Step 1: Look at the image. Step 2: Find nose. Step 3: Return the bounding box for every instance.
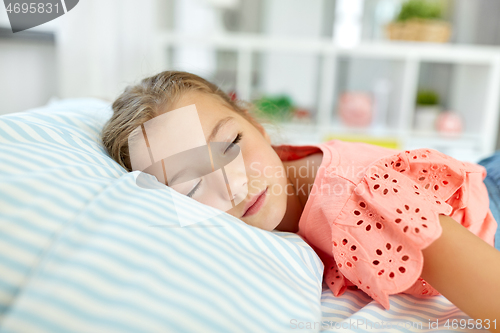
[223,154,248,206]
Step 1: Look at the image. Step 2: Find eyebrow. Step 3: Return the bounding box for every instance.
[208,116,234,142]
[167,116,234,187]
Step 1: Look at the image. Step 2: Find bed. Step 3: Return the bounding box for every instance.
[0,99,490,332]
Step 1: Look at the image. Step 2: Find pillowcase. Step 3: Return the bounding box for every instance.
[0,99,323,332]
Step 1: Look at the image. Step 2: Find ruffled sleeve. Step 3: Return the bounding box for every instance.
[325,148,485,309]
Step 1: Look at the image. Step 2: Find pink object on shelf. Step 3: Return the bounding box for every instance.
[338,92,373,127]
[436,111,463,136]
[292,108,311,122]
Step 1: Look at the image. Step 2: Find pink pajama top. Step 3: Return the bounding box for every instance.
[273,140,497,310]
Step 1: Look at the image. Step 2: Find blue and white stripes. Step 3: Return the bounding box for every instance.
[319,286,477,333]
[0,99,323,332]
[0,98,476,332]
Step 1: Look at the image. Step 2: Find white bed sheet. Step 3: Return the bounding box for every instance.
[318,283,484,333]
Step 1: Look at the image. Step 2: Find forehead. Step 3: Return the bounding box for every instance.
[127,91,237,171]
[169,91,235,126]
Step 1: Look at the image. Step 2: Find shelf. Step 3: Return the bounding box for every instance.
[156,32,500,64]
[156,31,500,161]
[265,121,481,145]
[263,121,484,161]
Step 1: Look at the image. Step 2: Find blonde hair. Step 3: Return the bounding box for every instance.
[101,71,264,171]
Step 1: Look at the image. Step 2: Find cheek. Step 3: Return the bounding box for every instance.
[244,148,285,182]
[245,197,288,231]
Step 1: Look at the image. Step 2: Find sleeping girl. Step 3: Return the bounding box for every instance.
[102,71,500,328]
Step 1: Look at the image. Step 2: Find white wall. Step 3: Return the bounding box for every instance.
[0,3,57,115]
[259,0,324,111]
[56,0,158,101]
[0,39,57,115]
[171,0,217,77]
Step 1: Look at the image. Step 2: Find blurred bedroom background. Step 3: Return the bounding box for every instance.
[2,0,500,162]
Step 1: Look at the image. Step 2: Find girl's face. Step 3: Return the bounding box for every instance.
[137,91,289,231]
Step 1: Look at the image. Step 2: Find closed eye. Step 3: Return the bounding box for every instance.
[187,179,202,198]
[224,132,242,153]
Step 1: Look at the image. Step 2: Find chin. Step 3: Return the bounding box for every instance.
[266,197,288,231]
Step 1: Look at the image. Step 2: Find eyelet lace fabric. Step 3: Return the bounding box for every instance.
[276,142,497,310]
[321,148,487,309]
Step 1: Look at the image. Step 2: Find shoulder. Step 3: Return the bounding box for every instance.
[326,141,400,179]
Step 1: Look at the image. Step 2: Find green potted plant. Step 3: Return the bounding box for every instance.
[386,0,451,43]
[253,95,295,122]
[396,0,442,22]
[414,89,442,132]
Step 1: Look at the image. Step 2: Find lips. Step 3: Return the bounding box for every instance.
[242,187,268,218]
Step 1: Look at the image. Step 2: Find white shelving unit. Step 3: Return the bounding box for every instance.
[153,32,500,162]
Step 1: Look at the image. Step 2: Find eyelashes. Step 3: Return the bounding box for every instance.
[187,132,243,198]
[187,179,202,198]
[224,132,243,153]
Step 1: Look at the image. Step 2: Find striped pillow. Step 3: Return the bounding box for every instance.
[0,99,323,332]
